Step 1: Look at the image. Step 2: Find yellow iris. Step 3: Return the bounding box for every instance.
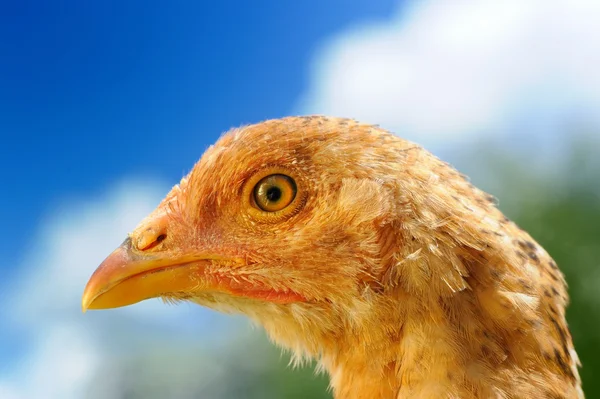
[253,174,297,212]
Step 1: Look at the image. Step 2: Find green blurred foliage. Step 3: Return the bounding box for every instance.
[498,157,600,397]
[517,188,600,397]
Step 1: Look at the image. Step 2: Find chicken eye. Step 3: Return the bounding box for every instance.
[253,174,297,212]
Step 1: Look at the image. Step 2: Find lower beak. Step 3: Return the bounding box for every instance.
[82,238,208,312]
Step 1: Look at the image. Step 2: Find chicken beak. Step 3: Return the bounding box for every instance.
[82,237,209,312]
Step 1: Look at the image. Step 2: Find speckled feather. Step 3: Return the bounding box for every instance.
[135,116,582,398]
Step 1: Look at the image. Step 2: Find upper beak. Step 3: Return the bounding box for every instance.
[81,237,210,312]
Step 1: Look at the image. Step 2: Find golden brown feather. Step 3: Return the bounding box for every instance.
[82,116,582,398]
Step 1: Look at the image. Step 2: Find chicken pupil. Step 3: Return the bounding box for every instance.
[266,186,282,202]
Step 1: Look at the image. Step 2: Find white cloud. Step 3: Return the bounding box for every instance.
[0,386,20,399]
[297,0,600,152]
[4,325,102,399]
[0,179,239,399]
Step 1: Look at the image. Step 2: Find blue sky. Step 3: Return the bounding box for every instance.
[1,1,599,397]
[1,2,400,396]
[0,0,397,273]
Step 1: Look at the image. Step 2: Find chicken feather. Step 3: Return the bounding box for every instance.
[83,116,582,399]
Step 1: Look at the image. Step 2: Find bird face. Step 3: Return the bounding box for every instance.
[81,117,583,398]
[82,118,401,323]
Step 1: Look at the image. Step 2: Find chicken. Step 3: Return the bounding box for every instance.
[82,116,582,399]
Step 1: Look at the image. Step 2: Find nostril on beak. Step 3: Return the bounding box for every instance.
[136,230,167,251]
